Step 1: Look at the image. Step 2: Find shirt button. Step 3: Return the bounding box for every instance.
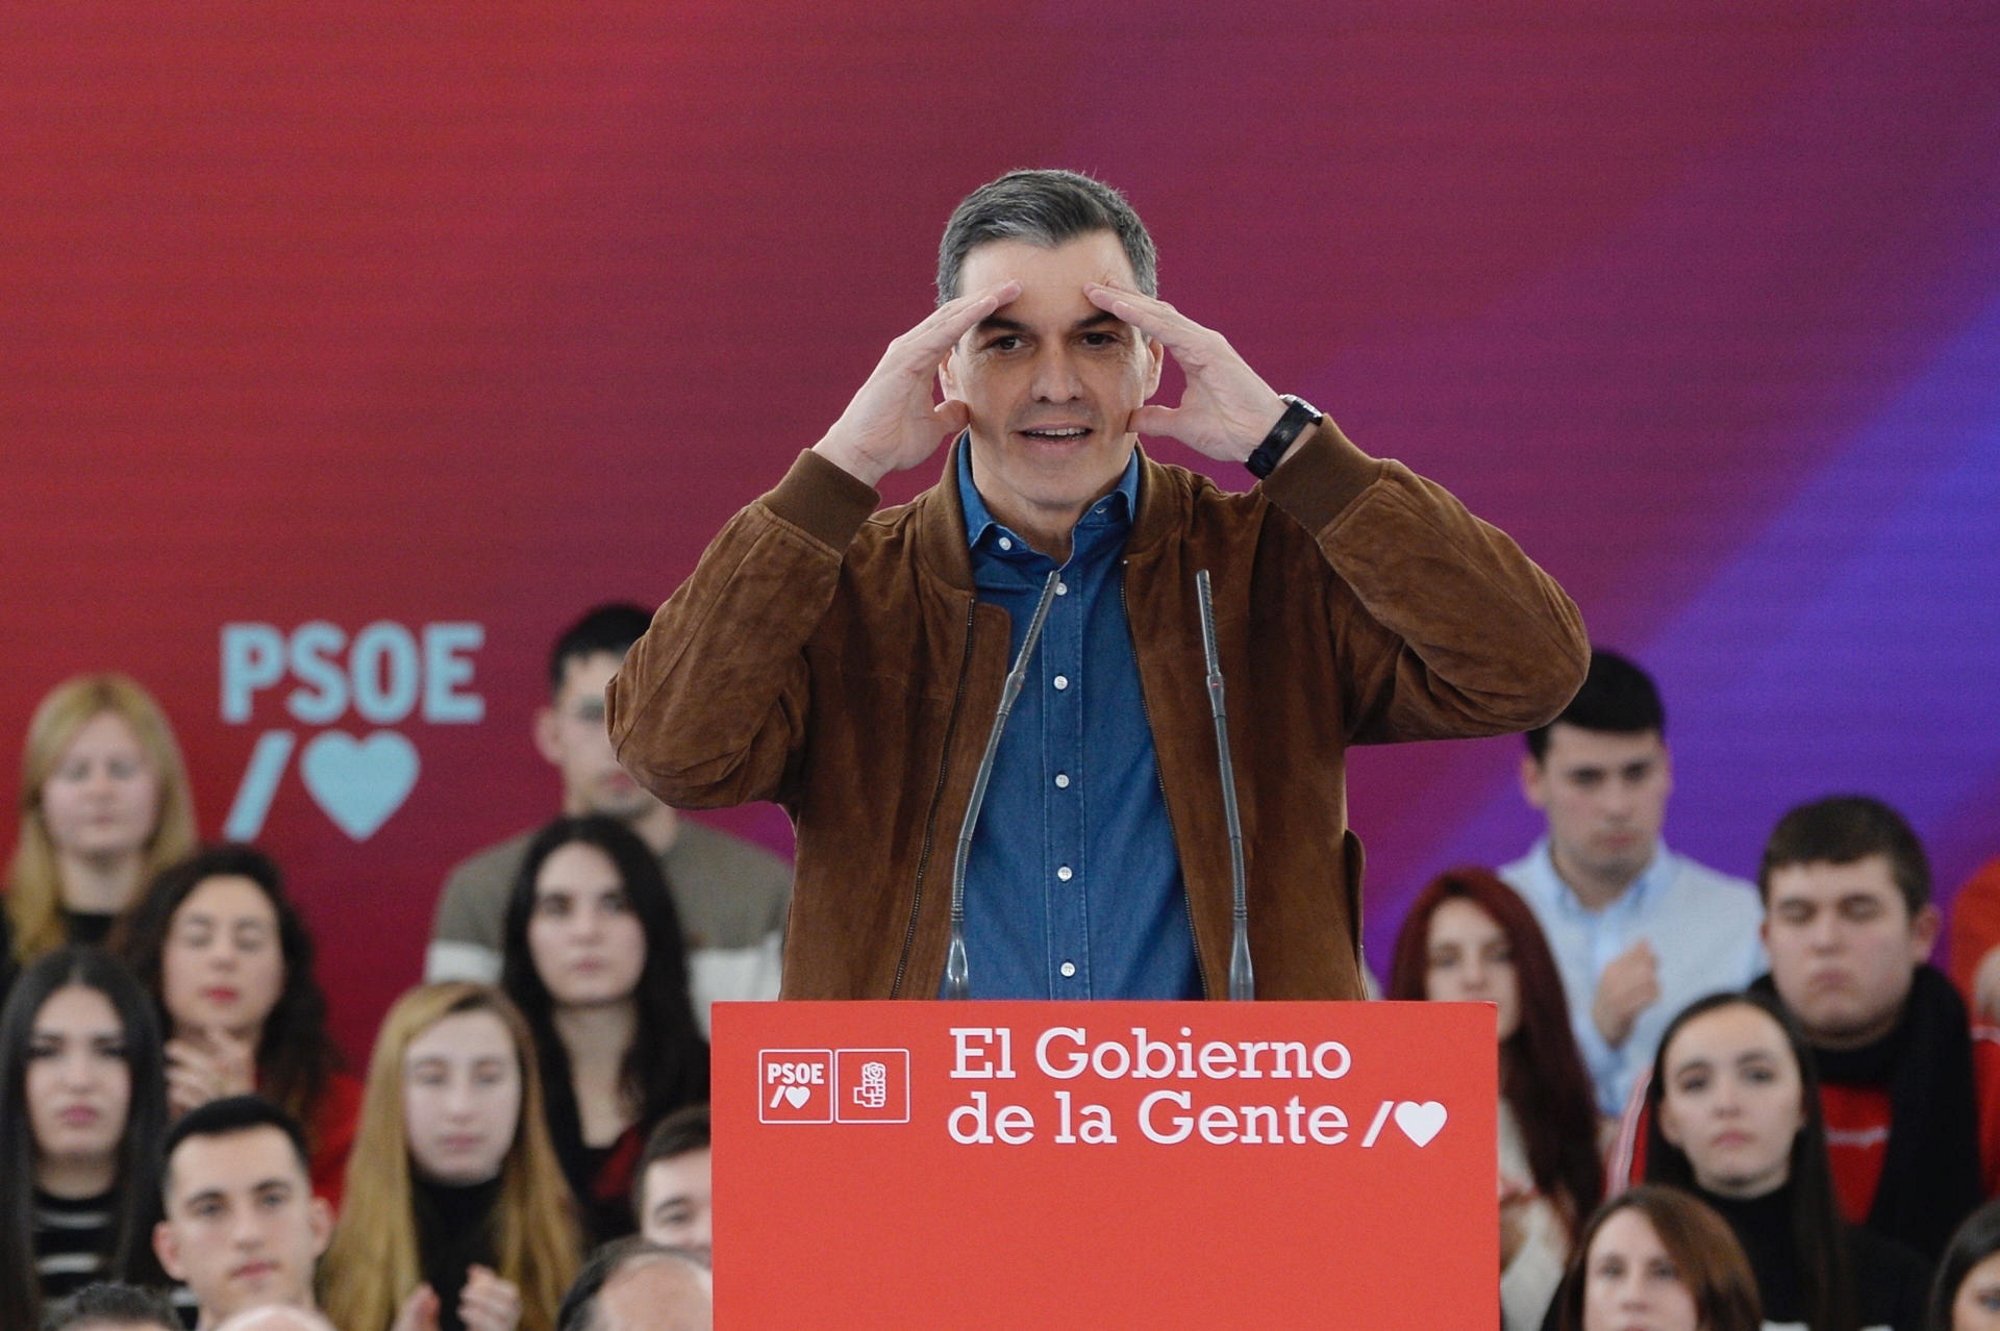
[1055,580,1069,595]
[1053,675,1069,691]
[1060,961,1077,978]
[1054,773,1070,789]
[997,536,1013,551]
[1057,865,1073,882]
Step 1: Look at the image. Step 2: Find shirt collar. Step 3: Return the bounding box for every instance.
[1532,837,1675,918]
[957,434,1140,555]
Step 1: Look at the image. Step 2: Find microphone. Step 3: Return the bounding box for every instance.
[1196,569,1254,1001]
[943,569,1062,1000]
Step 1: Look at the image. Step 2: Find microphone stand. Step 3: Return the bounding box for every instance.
[1196,570,1255,1001]
[943,570,1062,1000]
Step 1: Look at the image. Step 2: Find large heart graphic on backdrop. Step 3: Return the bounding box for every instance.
[300,731,420,840]
[1393,1101,1448,1148]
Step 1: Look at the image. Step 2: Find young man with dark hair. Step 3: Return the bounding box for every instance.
[40,1282,179,1331]
[631,1106,710,1260]
[609,168,1586,1002]
[1756,794,2000,1260]
[1502,648,1765,1117]
[151,1097,331,1331]
[427,602,793,1027]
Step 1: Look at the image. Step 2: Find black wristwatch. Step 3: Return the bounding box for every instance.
[1245,394,1324,479]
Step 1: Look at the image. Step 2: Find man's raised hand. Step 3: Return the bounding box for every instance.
[1084,282,1297,464]
[812,281,1022,487]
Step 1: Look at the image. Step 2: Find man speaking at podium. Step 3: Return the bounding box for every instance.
[608,169,1586,1002]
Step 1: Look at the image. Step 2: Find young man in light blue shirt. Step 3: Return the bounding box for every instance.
[1500,649,1764,1118]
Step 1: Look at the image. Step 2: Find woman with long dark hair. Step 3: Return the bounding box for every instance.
[1644,991,1930,1331]
[1932,1198,2000,1330]
[116,843,362,1206]
[0,948,171,1329]
[1390,866,1604,1331]
[501,816,708,1245]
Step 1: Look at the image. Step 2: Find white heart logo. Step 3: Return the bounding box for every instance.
[1393,1100,1448,1148]
[300,731,420,841]
[783,1085,812,1109]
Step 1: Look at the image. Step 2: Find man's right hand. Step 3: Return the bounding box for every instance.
[811,281,1021,488]
[1591,939,1661,1048]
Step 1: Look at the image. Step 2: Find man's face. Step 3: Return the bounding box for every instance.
[938,232,1163,549]
[640,1147,713,1259]
[536,650,654,821]
[154,1127,331,1327]
[1521,726,1672,892]
[1762,853,1937,1050]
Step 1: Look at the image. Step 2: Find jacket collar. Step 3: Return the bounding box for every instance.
[913,433,1185,587]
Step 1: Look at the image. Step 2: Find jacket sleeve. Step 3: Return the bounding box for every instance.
[1259,418,1589,744]
[606,449,879,810]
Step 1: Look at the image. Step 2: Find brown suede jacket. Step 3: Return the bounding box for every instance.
[608,421,1587,1000]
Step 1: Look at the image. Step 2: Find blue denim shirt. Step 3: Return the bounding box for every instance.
[943,441,1199,999]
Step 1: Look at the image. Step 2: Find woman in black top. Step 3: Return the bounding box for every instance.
[0,948,170,1329]
[1645,991,1931,1331]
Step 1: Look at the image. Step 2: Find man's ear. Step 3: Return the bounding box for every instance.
[1519,754,1549,812]
[154,1219,185,1281]
[532,706,563,767]
[1143,335,1164,398]
[308,1196,334,1258]
[1910,903,1943,965]
[938,351,963,404]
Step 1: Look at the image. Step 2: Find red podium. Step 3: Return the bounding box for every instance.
[712,1001,1497,1327]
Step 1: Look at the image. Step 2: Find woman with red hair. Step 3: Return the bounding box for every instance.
[1391,866,1605,1331]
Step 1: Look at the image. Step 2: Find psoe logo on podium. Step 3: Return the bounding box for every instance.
[758,1049,833,1123]
[835,1049,910,1124]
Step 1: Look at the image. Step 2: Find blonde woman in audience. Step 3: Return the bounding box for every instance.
[8,674,197,963]
[117,844,363,1208]
[0,948,172,1329]
[322,984,579,1331]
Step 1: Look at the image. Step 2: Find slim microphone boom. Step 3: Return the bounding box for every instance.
[1196,569,1255,1001]
[943,569,1062,1000]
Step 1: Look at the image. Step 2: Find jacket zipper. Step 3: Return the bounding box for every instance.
[890,595,979,998]
[1121,569,1212,999]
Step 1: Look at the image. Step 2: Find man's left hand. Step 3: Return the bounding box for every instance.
[1085,282,1299,464]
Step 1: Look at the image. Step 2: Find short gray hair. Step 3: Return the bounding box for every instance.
[936,169,1158,304]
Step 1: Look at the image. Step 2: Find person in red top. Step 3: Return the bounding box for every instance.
[1759,795,2000,1266]
[115,845,363,1210]
[1948,855,2000,1026]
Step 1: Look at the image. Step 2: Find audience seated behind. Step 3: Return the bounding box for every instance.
[1932,1199,2000,1331]
[39,1280,182,1331]
[1501,649,1766,1120]
[321,983,580,1331]
[1552,1185,1762,1331]
[113,845,362,1211]
[7,675,198,969]
[1389,867,1604,1331]
[631,1106,711,1264]
[152,1096,332,1331]
[500,817,709,1248]
[1751,796,2000,1260]
[0,949,174,1330]
[425,603,790,1031]
[553,1238,711,1331]
[1643,990,1930,1331]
